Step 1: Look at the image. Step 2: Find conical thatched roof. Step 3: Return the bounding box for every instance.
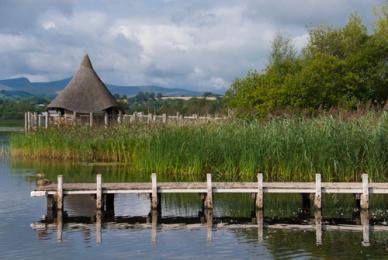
[47,54,119,113]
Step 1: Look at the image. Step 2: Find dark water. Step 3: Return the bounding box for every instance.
[1,133,388,259]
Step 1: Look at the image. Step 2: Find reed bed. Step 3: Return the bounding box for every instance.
[10,112,388,181]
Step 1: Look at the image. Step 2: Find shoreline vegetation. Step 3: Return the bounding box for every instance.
[10,111,387,182]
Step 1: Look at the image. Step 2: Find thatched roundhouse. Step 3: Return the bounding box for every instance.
[47,54,121,118]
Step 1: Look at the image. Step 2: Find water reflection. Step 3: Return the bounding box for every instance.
[32,202,382,249]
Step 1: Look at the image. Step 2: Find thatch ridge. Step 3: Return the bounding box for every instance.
[47,54,119,113]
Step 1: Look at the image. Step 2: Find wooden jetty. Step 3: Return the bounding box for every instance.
[31,173,388,212]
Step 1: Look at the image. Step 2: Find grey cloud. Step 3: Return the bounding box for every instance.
[0,0,73,33]
[0,0,385,92]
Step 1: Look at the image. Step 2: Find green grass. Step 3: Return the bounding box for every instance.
[10,112,388,181]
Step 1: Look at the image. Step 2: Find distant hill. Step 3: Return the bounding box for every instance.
[0,77,211,98]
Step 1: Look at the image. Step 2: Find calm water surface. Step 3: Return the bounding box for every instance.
[1,133,388,259]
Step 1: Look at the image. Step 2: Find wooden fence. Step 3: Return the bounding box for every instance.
[24,111,228,132]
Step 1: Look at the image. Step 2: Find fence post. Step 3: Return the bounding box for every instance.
[89,112,93,127]
[45,113,49,128]
[256,173,263,210]
[314,174,322,209]
[72,111,76,126]
[360,174,369,210]
[24,112,28,132]
[104,111,108,127]
[118,110,122,124]
[162,113,167,123]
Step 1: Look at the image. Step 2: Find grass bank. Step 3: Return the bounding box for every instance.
[10,112,388,181]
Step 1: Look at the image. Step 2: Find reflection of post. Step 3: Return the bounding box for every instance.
[205,209,213,243]
[151,210,158,245]
[96,210,102,244]
[56,210,63,242]
[256,210,264,242]
[315,210,322,245]
[361,210,370,247]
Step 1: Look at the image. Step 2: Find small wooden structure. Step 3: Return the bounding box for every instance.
[44,54,122,127]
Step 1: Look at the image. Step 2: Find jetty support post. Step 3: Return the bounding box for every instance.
[96,174,103,210]
[256,173,264,210]
[315,210,322,245]
[314,174,322,210]
[89,112,93,127]
[360,174,369,210]
[47,194,56,210]
[56,209,63,242]
[301,193,311,214]
[151,173,160,210]
[57,175,63,210]
[96,210,102,244]
[361,210,370,247]
[205,173,213,209]
[256,210,264,242]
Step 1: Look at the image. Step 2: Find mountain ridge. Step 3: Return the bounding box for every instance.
[0,77,216,98]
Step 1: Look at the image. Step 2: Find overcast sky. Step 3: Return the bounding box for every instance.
[0,0,384,91]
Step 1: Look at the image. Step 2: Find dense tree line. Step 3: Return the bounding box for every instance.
[117,92,226,115]
[225,4,388,117]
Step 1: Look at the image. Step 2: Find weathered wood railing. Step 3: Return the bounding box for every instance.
[31,173,387,212]
[24,111,228,132]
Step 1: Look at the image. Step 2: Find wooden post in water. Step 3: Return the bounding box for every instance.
[73,111,77,126]
[96,210,102,244]
[361,210,370,246]
[151,173,158,210]
[57,175,63,210]
[104,111,108,127]
[45,113,49,128]
[256,173,264,210]
[205,174,213,209]
[96,174,102,210]
[47,195,55,209]
[315,210,322,245]
[89,112,93,127]
[56,210,63,242]
[256,210,264,242]
[360,174,369,210]
[314,174,322,209]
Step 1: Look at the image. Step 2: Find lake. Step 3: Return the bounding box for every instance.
[1,133,388,259]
